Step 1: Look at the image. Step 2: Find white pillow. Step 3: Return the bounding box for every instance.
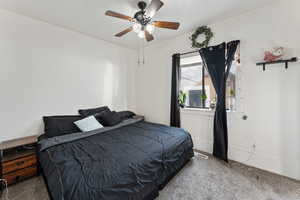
[74,116,103,132]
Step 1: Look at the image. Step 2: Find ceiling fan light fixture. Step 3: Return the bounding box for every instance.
[138,31,145,38]
[133,22,142,33]
[146,23,155,34]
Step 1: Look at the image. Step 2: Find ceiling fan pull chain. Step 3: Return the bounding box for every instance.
[142,40,145,65]
[138,39,142,66]
[138,49,141,66]
[137,40,140,66]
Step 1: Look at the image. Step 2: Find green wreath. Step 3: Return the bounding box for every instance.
[190,26,213,49]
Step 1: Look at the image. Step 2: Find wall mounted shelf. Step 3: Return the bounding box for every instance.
[256,57,298,71]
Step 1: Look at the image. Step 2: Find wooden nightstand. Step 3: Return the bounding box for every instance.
[0,136,39,188]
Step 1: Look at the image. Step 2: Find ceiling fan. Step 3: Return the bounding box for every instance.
[105,0,180,42]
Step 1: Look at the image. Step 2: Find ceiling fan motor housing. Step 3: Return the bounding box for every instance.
[135,1,151,25]
[138,1,147,10]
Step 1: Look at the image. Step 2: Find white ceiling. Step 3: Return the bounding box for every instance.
[0,0,276,49]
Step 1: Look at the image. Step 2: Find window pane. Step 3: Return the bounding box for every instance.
[180,55,205,108]
[226,48,240,110]
[204,68,216,109]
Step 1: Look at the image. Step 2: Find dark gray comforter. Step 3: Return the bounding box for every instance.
[38,118,194,200]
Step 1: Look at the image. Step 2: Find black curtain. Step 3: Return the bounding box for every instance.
[199,40,240,162]
[170,54,181,127]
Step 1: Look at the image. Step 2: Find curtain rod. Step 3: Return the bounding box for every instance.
[178,40,241,56]
[179,50,199,56]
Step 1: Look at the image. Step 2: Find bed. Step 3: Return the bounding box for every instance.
[38,116,194,200]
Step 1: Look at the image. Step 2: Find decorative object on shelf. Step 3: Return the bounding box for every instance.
[178,91,187,108]
[264,47,285,62]
[256,57,298,71]
[190,26,213,49]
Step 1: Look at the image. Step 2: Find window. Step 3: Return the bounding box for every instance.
[180,51,240,110]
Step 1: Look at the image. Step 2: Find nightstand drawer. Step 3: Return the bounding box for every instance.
[2,155,37,174]
[3,166,37,185]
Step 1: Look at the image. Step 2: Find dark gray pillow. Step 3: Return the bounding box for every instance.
[116,111,136,120]
[94,110,109,121]
[97,111,122,126]
[43,115,82,138]
[78,106,110,117]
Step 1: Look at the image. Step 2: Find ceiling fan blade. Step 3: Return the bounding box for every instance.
[154,21,180,30]
[115,27,133,37]
[145,30,154,42]
[146,0,164,18]
[105,10,133,21]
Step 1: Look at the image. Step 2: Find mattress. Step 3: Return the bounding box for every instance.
[38,118,194,200]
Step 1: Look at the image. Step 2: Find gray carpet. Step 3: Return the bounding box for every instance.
[2,154,300,200]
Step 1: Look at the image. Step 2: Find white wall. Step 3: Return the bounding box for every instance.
[135,0,300,180]
[0,9,137,142]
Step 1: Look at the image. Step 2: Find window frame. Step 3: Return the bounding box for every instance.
[180,55,238,111]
